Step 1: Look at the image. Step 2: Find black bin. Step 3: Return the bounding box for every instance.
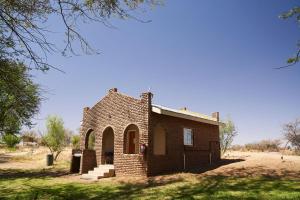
[70,153,81,173]
[46,154,53,166]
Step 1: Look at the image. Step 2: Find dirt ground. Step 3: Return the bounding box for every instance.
[0,147,72,170]
[206,151,300,179]
[0,148,299,183]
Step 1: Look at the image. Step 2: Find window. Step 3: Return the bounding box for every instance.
[153,125,166,155]
[183,128,193,146]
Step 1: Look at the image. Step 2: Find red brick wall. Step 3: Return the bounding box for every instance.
[80,149,97,174]
[147,113,220,176]
[80,89,151,176]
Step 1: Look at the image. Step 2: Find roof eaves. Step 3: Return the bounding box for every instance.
[152,104,222,126]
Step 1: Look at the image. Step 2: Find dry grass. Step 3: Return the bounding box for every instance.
[0,146,71,170]
[0,148,299,199]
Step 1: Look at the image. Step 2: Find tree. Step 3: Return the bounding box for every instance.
[88,132,95,150]
[278,6,300,68]
[0,59,41,136]
[0,0,161,71]
[1,133,21,148]
[283,118,300,151]
[0,1,159,135]
[71,135,80,149]
[219,118,238,154]
[42,115,67,161]
[64,128,74,146]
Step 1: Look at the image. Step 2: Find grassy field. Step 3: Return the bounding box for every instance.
[0,148,300,199]
[0,169,299,200]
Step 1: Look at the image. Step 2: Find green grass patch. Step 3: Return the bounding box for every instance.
[0,169,299,200]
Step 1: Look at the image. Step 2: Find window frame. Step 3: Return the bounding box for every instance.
[183,128,193,146]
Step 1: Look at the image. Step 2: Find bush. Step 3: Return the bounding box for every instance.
[229,144,245,151]
[245,139,281,152]
[41,115,67,161]
[22,130,38,143]
[220,118,238,154]
[71,135,80,149]
[2,134,21,148]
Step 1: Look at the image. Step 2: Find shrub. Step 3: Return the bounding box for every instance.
[22,130,38,143]
[41,115,67,161]
[283,118,300,151]
[220,118,238,154]
[245,139,281,152]
[229,144,244,151]
[71,135,80,149]
[2,134,21,148]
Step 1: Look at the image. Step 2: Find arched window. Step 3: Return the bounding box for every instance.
[153,124,166,155]
[85,130,95,150]
[124,124,139,154]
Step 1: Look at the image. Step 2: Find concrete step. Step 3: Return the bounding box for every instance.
[97,164,114,170]
[81,173,100,180]
[81,165,115,180]
[92,168,114,174]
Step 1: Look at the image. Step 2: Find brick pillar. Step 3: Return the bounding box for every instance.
[212,112,219,121]
[80,107,90,150]
[80,149,97,174]
[140,92,153,176]
[108,88,118,93]
[140,92,152,144]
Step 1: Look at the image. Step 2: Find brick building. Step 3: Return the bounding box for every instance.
[79,88,222,177]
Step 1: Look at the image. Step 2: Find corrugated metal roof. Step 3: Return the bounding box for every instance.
[152,104,222,126]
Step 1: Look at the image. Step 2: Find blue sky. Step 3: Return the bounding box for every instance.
[30,0,300,144]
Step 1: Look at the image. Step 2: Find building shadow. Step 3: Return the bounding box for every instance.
[0,168,69,180]
[188,158,245,174]
[0,153,11,164]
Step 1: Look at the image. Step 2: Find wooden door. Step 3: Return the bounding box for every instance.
[128,131,136,154]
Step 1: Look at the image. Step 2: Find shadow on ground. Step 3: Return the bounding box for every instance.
[1,174,299,200]
[0,158,299,199]
[0,153,11,164]
[188,158,245,174]
[0,168,69,179]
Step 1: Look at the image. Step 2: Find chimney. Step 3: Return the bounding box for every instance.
[108,88,118,93]
[180,107,187,111]
[83,107,90,112]
[140,92,153,106]
[82,107,90,123]
[212,112,219,121]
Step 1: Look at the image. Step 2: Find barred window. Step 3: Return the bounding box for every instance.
[183,128,193,146]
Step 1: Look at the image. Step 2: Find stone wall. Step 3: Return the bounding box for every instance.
[80,88,151,176]
[79,88,220,177]
[80,149,97,174]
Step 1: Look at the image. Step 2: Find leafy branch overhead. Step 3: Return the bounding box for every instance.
[0,60,41,136]
[0,0,161,71]
[279,6,300,68]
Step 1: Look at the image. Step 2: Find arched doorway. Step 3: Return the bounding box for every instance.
[123,124,139,154]
[85,129,95,150]
[81,129,97,174]
[102,127,114,164]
